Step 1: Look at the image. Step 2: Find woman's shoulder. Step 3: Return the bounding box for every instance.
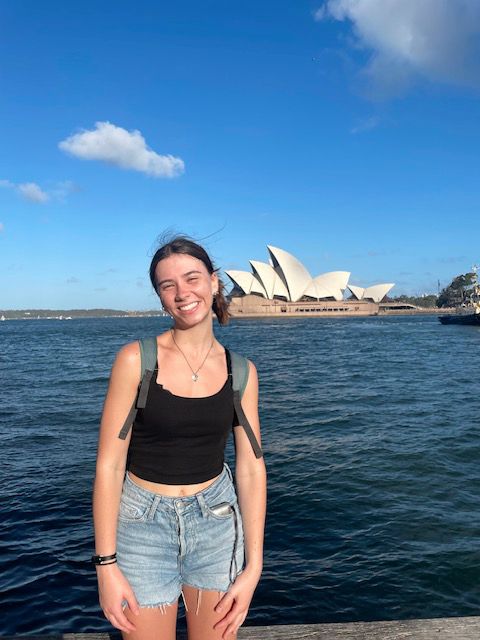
[116,339,141,362]
[110,341,142,384]
[115,332,170,369]
[117,331,168,355]
[226,348,256,368]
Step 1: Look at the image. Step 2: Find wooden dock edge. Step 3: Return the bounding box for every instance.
[3,617,480,639]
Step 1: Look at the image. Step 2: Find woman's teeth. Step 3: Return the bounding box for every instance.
[179,301,198,311]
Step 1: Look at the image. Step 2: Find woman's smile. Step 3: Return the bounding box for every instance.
[177,300,200,312]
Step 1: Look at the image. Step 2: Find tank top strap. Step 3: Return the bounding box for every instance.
[225,348,233,385]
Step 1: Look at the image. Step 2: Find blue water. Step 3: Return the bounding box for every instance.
[1,315,480,634]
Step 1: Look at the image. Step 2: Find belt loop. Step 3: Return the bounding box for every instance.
[224,463,233,483]
[147,495,162,521]
[196,493,209,518]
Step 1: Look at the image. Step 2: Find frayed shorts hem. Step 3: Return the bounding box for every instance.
[181,568,244,594]
[181,581,228,595]
[129,575,245,611]
[140,599,177,609]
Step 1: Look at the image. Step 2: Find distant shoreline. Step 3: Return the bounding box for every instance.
[0,307,455,321]
[0,309,168,320]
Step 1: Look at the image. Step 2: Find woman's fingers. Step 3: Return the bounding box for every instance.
[215,597,246,635]
[221,611,247,639]
[106,608,137,633]
[223,623,240,639]
[215,590,234,614]
[124,588,140,616]
[107,612,135,633]
[214,596,236,630]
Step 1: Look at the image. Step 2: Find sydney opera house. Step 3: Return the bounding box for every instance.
[225,245,394,317]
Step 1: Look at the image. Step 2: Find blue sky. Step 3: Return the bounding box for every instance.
[1,0,479,309]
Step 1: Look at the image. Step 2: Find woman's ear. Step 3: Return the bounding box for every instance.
[211,271,219,295]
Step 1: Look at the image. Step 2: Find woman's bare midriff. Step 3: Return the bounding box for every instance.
[128,471,221,497]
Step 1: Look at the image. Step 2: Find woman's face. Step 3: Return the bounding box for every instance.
[155,253,218,327]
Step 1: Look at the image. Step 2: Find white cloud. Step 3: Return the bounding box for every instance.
[350,115,380,134]
[59,121,185,178]
[0,179,49,203]
[17,182,49,203]
[0,178,77,203]
[317,0,480,98]
[0,222,4,233]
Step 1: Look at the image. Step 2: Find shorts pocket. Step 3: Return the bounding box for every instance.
[206,500,236,520]
[205,486,238,520]
[118,488,152,523]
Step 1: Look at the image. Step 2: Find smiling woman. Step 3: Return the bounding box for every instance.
[92,235,266,640]
[149,237,230,329]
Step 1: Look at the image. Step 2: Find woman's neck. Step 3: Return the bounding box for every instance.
[171,321,216,354]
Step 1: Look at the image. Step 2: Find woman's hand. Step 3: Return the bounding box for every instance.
[96,563,140,633]
[214,568,261,639]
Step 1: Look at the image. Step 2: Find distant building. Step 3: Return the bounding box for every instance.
[226,245,394,315]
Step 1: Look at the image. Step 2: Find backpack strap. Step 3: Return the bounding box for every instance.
[226,349,263,459]
[118,337,158,440]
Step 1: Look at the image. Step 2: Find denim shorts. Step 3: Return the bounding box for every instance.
[116,464,244,607]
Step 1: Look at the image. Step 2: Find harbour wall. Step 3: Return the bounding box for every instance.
[228,295,453,318]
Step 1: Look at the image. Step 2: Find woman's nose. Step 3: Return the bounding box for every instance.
[175,282,189,299]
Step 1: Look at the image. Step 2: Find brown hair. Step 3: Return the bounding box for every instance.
[149,235,230,325]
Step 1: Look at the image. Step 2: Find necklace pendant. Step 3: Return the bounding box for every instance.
[192,373,199,382]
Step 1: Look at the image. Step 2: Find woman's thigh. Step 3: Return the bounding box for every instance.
[183,585,236,640]
[122,602,179,640]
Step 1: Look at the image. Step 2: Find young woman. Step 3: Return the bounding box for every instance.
[93,237,266,640]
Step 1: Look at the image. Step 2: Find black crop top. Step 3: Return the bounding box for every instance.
[127,355,235,485]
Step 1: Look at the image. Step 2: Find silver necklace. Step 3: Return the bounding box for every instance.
[170,329,214,382]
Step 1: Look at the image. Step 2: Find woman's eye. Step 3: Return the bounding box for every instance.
[162,284,174,290]
[188,278,198,283]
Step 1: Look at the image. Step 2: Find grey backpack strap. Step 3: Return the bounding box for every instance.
[139,336,158,374]
[118,337,158,440]
[228,350,263,459]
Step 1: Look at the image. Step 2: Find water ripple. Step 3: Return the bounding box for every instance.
[1,316,480,632]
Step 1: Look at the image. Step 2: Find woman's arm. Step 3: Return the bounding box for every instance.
[92,341,142,633]
[215,360,267,639]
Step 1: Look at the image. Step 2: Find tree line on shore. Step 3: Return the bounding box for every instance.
[0,309,166,320]
[385,271,477,308]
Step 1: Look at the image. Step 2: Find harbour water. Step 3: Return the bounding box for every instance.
[1,315,479,634]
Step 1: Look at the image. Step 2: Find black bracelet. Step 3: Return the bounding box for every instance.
[91,552,117,566]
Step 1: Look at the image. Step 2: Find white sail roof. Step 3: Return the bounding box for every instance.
[347,283,395,302]
[363,283,395,302]
[225,270,267,297]
[312,271,350,301]
[267,245,312,302]
[303,281,336,300]
[347,284,365,300]
[249,260,289,299]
